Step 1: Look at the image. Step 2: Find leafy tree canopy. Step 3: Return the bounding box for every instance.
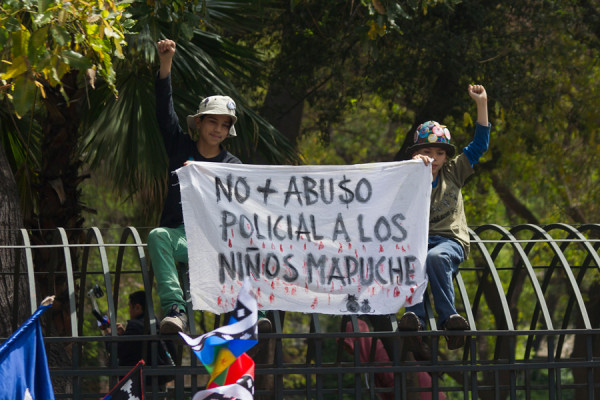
[0,0,131,117]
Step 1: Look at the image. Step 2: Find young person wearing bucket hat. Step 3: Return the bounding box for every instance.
[147,39,242,335]
[398,84,490,358]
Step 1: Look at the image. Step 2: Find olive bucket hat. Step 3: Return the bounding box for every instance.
[406,120,456,158]
[186,95,238,141]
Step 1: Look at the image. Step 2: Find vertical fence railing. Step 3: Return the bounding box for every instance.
[0,224,599,399]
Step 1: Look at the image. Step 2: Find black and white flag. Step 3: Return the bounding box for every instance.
[103,360,145,400]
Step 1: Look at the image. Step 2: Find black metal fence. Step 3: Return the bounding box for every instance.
[1,223,599,399]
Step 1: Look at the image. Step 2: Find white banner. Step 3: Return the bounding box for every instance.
[177,161,431,315]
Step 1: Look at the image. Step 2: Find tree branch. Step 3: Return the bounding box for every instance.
[490,173,540,224]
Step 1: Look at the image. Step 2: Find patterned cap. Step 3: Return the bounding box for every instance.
[406,120,455,158]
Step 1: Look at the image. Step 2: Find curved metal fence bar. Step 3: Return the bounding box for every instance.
[579,223,600,242]
[113,228,134,322]
[509,224,589,363]
[467,225,516,395]
[78,227,120,375]
[542,223,600,377]
[117,227,158,336]
[469,227,515,331]
[536,224,592,328]
[1,223,600,399]
[421,292,439,332]
[54,227,82,399]
[454,269,476,332]
[479,224,554,330]
[509,224,559,331]
[556,225,600,333]
[472,224,539,366]
[19,228,38,315]
[56,227,79,339]
[78,227,117,336]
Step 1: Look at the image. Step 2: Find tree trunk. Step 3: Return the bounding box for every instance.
[35,70,87,319]
[261,81,305,154]
[0,141,29,338]
[31,69,89,394]
[259,7,314,156]
[490,173,540,224]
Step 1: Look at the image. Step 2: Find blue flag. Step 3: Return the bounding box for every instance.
[0,304,55,400]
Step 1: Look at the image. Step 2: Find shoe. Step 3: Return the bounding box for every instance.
[247,317,272,360]
[258,317,272,334]
[398,312,431,361]
[398,312,423,331]
[442,314,469,350]
[160,305,189,335]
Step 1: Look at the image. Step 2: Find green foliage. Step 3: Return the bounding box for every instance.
[1,0,599,394]
[1,0,300,232]
[298,94,411,165]
[0,0,131,117]
[289,0,600,227]
[79,0,299,224]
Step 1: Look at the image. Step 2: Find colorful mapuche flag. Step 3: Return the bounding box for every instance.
[180,278,258,400]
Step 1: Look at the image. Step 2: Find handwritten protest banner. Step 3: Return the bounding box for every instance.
[177,161,431,315]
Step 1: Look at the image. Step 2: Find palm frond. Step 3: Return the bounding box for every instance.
[81,3,298,219]
[198,0,279,34]
[0,98,42,222]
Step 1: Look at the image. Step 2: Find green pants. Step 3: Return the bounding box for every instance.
[147,224,268,320]
[147,225,188,315]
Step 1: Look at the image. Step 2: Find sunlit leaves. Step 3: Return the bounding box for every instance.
[1,56,28,80]
[0,0,131,117]
[49,24,70,46]
[11,75,37,118]
[61,49,93,70]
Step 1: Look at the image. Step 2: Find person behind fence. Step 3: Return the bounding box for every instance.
[398,84,490,358]
[147,39,244,335]
[100,291,176,384]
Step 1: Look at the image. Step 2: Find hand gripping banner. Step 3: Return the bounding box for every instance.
[177,160,431,315]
